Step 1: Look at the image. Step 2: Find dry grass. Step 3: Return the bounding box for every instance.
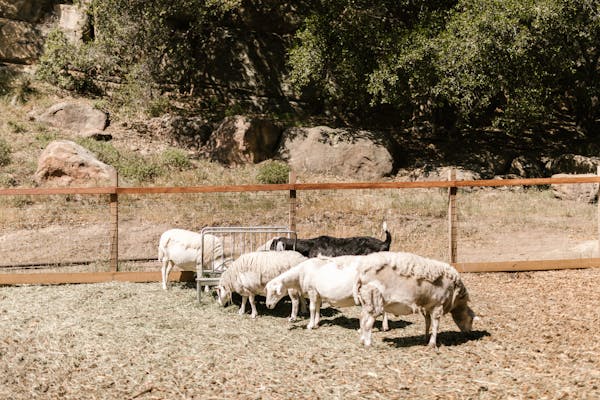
[1,268,599,399]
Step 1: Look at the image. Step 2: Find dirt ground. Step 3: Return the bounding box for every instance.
[1,267,599,400]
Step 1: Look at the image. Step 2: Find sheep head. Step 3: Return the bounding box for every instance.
[216,285,232,307]
[265,279,286,309]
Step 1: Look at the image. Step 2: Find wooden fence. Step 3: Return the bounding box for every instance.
[1,171,600,285]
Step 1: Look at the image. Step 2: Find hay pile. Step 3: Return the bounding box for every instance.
[1,268,599,399]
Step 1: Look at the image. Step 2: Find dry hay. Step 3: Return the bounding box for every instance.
[1,268,599,399]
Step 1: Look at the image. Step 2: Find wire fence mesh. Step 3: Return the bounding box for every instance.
[457,187,597,263]
[1,179,599,278]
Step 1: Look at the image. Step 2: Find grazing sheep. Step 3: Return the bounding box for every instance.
[270,222,391,258]
[215,251,308,319]
[265,255,389,330]
[158,229,226,290]
[352,251,477,348]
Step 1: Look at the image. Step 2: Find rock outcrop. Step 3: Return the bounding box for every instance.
[34,140,116,187]
[277,126,395,180]
[35,101,109,134]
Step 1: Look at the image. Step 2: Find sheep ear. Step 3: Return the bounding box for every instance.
[276,284,283,296]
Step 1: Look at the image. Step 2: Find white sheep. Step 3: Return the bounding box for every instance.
[265,255,389,330]
[352,251,477,348]
[215,250,308,319]
[158,228,226,290]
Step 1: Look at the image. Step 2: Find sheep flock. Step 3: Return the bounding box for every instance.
[161,224,478,349]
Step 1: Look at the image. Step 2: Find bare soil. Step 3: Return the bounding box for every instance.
[1,268,599,399]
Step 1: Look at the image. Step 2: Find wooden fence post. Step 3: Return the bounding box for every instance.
[109,173,119,272]
[448,168,457,264]
[289,170,297,233]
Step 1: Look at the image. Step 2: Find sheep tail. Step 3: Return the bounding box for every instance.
[382,220,391,248]
[158,237,170,261]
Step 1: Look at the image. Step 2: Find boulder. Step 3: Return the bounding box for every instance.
[0,18,43,63]
[508,156,545,178]
[546,154,600,175]
[36,102,109,134]
[550,173,598,203]
[34,140,117,187]
[206,115,281,165]
[0,0,52,22]
[278,126,395,180]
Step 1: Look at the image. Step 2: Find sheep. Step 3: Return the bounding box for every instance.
[158,228,227,290]
[265,255,389,330]
[352,251,477,348]
[215,250,308,319]
[270,221,391,258]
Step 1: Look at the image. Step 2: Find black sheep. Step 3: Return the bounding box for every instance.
[270,222,391,258]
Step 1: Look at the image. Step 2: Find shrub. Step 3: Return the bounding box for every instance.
[36,29,98,94]
[10,75,36,104]
[256,160,290,184]
[119,156,163,182]
[0,137,11,166]
[161,148,192,171]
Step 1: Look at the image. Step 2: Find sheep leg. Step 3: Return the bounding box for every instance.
[161,260,173,290]
[360,309,376,347]
[299,296,308,315]
[381,312,390,332]
[427,307,443,349]
[239,296,248,315]
[307,291,319,330]
[313,297,322,328]
[288,289,299,322]
[424,312,431,342]
[249,294,258,319]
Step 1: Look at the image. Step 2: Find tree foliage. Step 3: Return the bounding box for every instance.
[289,0,600,137]
[90,0,242,90]
[35,0,600,139]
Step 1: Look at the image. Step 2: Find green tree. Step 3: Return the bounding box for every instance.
[90,0,242,89]
[289,0,600,138]
[288,0,456,124]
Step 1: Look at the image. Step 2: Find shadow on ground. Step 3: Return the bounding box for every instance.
[382,330,491,348]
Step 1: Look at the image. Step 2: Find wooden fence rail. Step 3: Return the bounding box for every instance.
[2,172,600,285]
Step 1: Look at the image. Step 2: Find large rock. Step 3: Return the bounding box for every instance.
[0,0,52,22]
[0,18,43,63]
[550,173,598,203]
[205,115,281,165]
[508,156,545,178]
[546,154,600,175]
[36,102,109,134]
[278,126,395,180]
[34,140,117,187]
